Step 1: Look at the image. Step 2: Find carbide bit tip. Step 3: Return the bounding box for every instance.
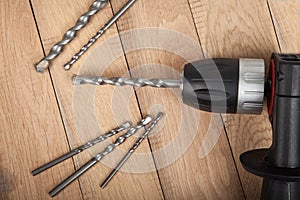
[121,122,131,129]
[35,60,49,73]
[142,116,152,125]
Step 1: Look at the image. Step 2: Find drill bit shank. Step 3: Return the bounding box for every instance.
[100,112,164,189]
[31,122,130,176]
[72,76,182,88]
[35,0,109,73]
[49,116,152,197]
[64,0,137,70]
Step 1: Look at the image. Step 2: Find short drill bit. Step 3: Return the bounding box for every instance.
[31,122,131,176]
[64,0,137,70]
[72,76,182,88]
[100,112,164,189]
[35,0,109,73]
[49,116,152,197]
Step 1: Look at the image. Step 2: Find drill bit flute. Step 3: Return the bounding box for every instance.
[32,122,131,176]
[64,0,137,70]
[35,0,109,73]
[72,76,182,88]
[100,112,164,189]
[49,116,152,197]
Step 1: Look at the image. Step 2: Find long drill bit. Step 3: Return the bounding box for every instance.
[49,116,152,197]
[35,0,109,73]
[72,76,182,88]
[31,122,131,176]
[64,0,137,70]
[100,112,164,189]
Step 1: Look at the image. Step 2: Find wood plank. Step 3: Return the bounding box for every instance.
[0,0,82,199]
[268,0,300,52]
[109,0,244,199]
[30,0,163,199]
[188,0,279,199]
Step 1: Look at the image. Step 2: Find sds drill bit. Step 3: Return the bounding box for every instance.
[35,0,109,73]
[100,112,164,189]
[72,76,182,88]
[31,122,131,176]
[49,116,152,197]
[64,0,137,70]
[72,58,266,114]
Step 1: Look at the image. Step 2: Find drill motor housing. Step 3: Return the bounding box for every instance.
[241,53,300,200]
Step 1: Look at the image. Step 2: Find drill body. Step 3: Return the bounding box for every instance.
[241,53,300,200]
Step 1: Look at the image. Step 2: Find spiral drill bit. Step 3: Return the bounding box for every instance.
[64,0,137,70]
[31,122,131,176]
[35,0,109,73]
[49,116,152,197]
[100,112,164,189]
[72,76,182,88]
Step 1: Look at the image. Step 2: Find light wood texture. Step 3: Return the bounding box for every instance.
[0,1,82,199]
[268,0,300,52]
[1,0,298,199]
[188,0,279,199]
[30,0,163,199]
[109,0,244,199]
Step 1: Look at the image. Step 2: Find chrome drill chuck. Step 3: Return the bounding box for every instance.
[182,58,265,114]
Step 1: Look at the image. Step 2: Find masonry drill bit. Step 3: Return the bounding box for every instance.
[64,0,137,70]
[31,122,130,176]
[100,112,164,189]
[72,58,266,113]
[35,0,109,73]
[49,116,152,197]
[72,76,182,88]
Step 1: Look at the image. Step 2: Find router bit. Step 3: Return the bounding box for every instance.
[100,112,164,189]
[35,0,109,73]
[49,116,152,197]
[64,0,137,70]
[31,122,131,176]
[73,58,265,114]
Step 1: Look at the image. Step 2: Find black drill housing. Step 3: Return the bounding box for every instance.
[240,53,300,200]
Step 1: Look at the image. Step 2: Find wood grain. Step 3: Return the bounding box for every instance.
[268,0,300,52]
[188,0,278,199]
[109,0,244,199]
[0,0,82,199]
[30,0,163,199]
[2,0,298,199]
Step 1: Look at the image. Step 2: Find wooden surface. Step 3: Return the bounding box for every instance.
[0,0,299,199]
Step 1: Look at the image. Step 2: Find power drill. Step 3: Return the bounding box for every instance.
[73,53,300,199]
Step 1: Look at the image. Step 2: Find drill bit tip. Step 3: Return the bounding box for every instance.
[121,121,132,129]
[35,60,49,73]
[141,116,152,125]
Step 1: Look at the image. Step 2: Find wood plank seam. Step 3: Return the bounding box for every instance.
[28,0,85,198]
[220,117,246,200]
[266,0,282,52]
[185,0,245,197]
[110,5,166,199]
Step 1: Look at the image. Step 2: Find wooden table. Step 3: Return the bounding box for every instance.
[1,0,299,199]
